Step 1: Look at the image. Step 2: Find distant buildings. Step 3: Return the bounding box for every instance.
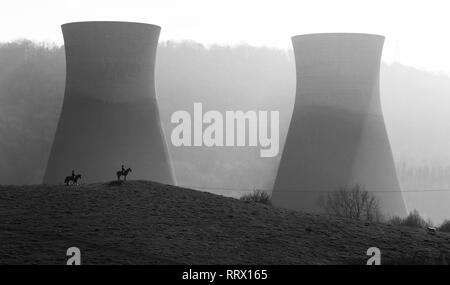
[44,22,175,185]
[272,33,407,217]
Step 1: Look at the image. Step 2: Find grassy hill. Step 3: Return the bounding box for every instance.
[0,180,449,265]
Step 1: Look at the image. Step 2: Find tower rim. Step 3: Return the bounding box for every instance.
[291,33,385,40]
[61,21,161,30]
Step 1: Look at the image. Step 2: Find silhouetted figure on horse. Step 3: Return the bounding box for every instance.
[65,170,82,186]
[117,165,132,181]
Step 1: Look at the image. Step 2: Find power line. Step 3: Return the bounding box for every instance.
[180,185,450,193]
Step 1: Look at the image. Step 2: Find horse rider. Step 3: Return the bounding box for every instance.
[71,170,75,180]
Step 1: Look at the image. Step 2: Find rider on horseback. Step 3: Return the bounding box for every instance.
[65,170,81,186]
[117,164,132,181]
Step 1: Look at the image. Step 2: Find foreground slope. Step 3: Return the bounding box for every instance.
[0,180,448,265]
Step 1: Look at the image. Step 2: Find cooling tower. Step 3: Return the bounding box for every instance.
[272,33,407,217]
[44,21,176,185]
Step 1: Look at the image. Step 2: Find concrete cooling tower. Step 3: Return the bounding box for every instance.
[44,21,176,185]
[272,33,407,217]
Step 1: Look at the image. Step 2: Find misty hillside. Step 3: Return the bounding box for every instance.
[2,40,450,222]
[1,180,449,265]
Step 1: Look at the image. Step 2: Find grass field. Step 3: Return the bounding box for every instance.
[0,180,449,264]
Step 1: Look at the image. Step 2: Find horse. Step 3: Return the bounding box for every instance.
[64,174,82,186]
[117,168,132,181]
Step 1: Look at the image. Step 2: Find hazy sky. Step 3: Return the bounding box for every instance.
[1,0,449,74]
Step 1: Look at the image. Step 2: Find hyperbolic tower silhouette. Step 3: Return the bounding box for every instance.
[44,21,176,185]
[272,33,407,217]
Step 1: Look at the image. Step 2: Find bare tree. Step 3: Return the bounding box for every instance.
[240,190,272,205]
[318,184,383,222]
